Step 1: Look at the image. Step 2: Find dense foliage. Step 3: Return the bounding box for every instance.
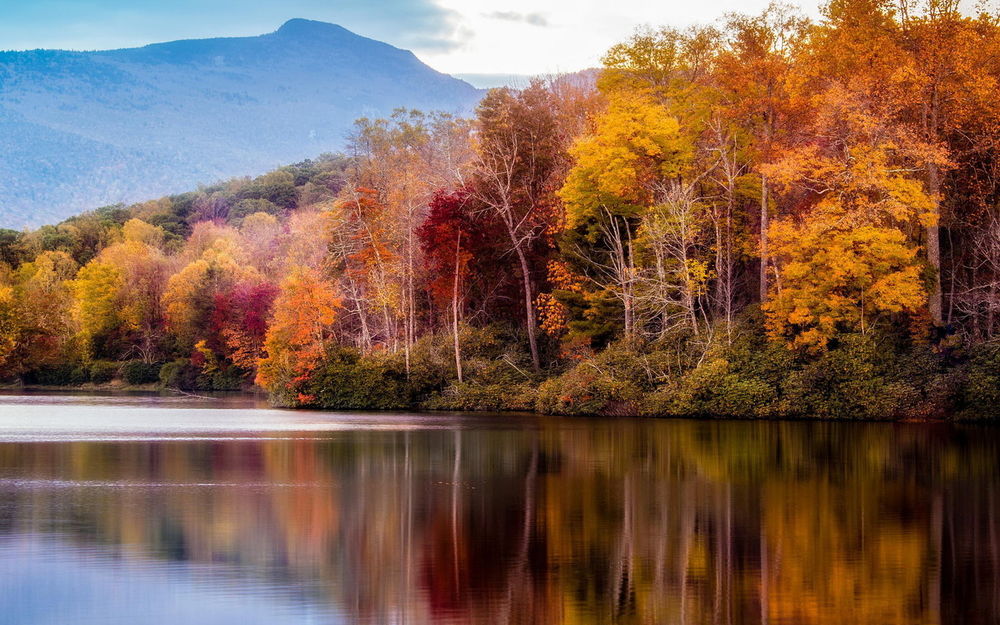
[3,0,1000,419]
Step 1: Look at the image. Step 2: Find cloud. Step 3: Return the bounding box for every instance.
[484,11,550,27]
[325,0,471,52]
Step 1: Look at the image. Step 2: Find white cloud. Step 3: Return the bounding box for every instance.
[418,0,818,74]
[484,11,550,27]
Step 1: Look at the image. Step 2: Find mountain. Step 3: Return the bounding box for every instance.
[0,19,482,228]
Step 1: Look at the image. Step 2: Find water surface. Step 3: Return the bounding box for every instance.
[0,392,997,624]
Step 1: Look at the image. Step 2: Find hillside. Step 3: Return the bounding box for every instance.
[0,19,481,227]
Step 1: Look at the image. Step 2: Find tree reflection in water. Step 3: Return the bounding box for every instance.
[0,419,997,624]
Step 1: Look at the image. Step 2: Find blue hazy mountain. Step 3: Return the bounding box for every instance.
[0,19,481,227]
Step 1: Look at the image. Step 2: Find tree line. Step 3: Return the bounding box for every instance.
[2,0,1000,417]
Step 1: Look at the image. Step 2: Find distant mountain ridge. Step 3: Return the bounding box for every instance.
[0,19,482,227]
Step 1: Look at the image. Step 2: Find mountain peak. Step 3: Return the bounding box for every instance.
[275,19,350,39]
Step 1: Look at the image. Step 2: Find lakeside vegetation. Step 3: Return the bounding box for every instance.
[2,0,1000,418]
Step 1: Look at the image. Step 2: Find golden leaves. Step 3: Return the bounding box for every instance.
[560,91,685,228]
[765,220,925,349]
[72,261,125,343]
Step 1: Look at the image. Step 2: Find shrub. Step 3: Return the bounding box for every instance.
[286,324,539,410]
[159,359,203,390]
[121,360,161,385]
[69,366,90,385]
[302,348,413,409]
[207,368,247,391]
[419,324,540,411]
[665,357,781,418]
[956,343,1000,418]
[779,335,896,418]
[536,339,653,416]
[89,360,118,384]
[28,365,77,386]
[424,381,537,412]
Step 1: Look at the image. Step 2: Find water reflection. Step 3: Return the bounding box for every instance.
[0,404,997,624]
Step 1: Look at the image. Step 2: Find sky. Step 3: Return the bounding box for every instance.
[0,0,822,78]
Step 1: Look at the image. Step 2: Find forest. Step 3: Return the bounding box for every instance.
[2,0,1000,419]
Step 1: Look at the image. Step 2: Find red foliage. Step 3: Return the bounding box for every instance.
[418,189,475,306]
[417,188,533,321]
[208,281,280,369]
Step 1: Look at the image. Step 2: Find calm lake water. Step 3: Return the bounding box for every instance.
[0,393,997,624]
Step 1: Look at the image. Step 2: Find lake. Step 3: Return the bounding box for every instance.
[0,392,997,624]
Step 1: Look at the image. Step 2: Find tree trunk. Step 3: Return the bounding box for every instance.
[621,229,635,336]
[452,232,464,383]
[513,242,541,373]
[725,193,734,341]
[927,85,943,325]
[404,220,414,379]
[927,163,943,324]
[760,175,769,303]
[714,215,725,315]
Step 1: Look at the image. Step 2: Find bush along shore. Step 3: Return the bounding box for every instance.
[17,315,995,421]
[273,317,998,420]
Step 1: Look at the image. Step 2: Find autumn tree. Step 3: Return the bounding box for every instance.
[764,221,926,349]
[715,4,809,303]
[559,89,690,339]
[472,83,566,371]
[10,251,79,373]
[636,184,714,337]
[894,2,1000,330]
[256,265,340,405]
[218,281,279,372]
[0,283,18,375]
[78,219,173,361]
[72,260,125,358]
[761,83,941,348]
[418,189,479,382]
[343,111,472,374]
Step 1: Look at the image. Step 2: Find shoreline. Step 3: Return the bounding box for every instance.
[2,384,996,423]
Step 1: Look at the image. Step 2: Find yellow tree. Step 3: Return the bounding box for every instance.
[11,251,79,371]
[0,284,17,375]
[561,91,685,229]
[764,220,926,349]
[559,89,690,338]
[762,87,939,349]
[72,261,125,356]
[72,219,172,361]
[121,218,164,247]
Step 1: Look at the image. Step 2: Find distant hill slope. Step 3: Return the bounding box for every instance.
[0,19,482,227]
